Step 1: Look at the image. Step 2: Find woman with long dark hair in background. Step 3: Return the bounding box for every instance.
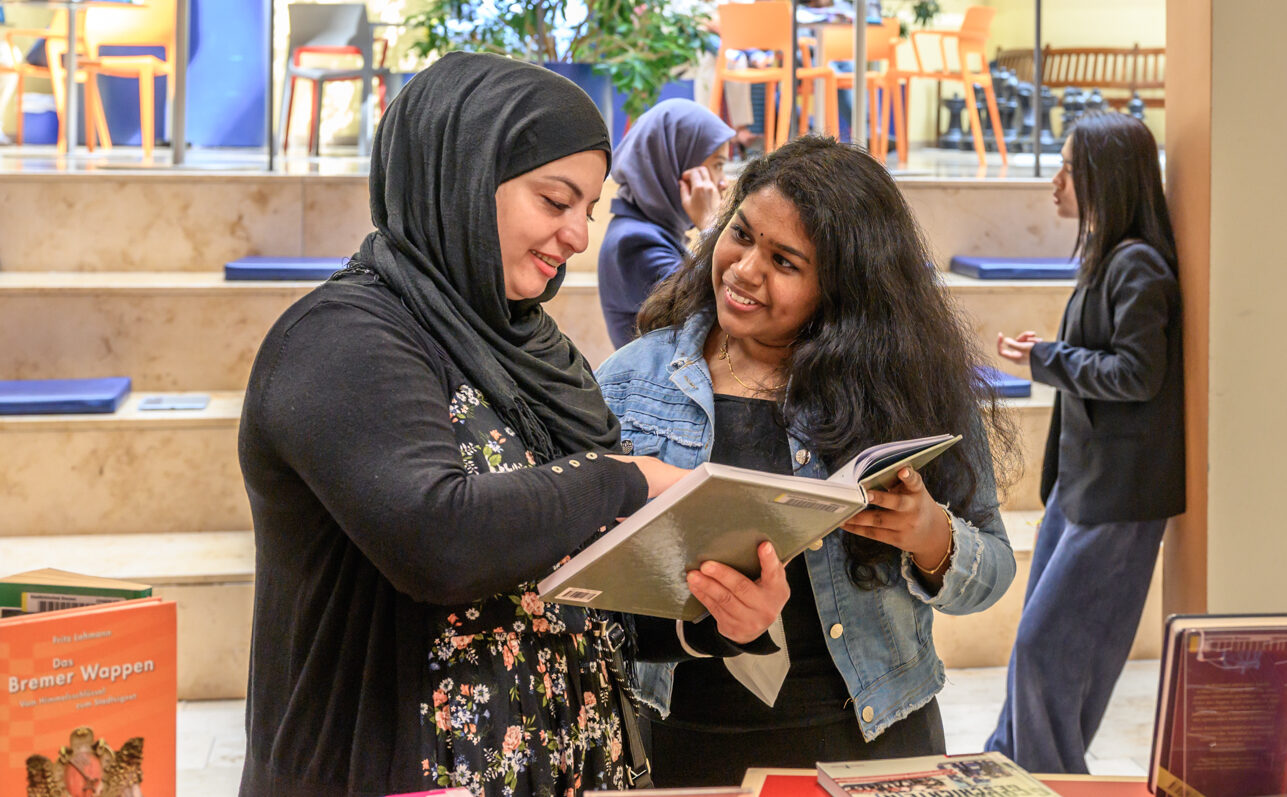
[987,111,1184,773]
[597,137,1020,784]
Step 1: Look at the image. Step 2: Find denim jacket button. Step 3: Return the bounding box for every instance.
[829,623,843,639]
[808,539,824,552]
[795,449,812,465]
[621,440,633,454]
[861,705,875,723]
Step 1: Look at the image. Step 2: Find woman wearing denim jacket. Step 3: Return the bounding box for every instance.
[597,138,1019,785]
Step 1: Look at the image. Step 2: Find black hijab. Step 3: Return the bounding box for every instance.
[351,52,617,463]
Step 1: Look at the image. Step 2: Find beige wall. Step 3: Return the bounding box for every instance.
[1204,0,1287,613]
[1164,0,1287,616]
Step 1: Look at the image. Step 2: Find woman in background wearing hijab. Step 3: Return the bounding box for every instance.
[237,54,786,797]
[598,99,735,348]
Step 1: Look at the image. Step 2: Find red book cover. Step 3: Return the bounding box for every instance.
[1,598,177,796]
[1153,619,1287,797]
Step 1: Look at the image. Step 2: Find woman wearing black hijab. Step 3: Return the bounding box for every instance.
[237,53,786,797]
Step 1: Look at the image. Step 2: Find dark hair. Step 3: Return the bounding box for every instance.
[639,137,1019,588]
[1068,111,1178,284]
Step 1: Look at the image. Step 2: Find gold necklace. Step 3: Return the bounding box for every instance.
[719,334,784,393]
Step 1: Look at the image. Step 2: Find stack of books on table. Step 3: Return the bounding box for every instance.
[0,568,176,796]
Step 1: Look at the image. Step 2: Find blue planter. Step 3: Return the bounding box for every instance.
[23,109,59,145]
[610,79,695,145]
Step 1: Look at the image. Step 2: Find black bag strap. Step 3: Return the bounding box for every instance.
[592,618,654,789]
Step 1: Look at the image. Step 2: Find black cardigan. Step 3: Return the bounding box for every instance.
[236,274,648,797]
[1030,241,1185,524]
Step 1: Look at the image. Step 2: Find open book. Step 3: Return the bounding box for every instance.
[538,434,960,621]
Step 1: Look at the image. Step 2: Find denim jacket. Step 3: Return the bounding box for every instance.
[596,314,1016,741]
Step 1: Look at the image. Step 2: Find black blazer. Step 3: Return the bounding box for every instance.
[1031,240,1185,524]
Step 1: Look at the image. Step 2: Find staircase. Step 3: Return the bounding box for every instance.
[0,169,1158,699]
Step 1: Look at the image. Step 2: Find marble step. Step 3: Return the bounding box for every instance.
[1003,384,1055,512]
[0,507,1159,701]
[0,391,250,537]
[0,386,1050,540]
[940,272,1076,378]
[0,271,608,390]
[0,271,1071,391]
[0,173,1073,273]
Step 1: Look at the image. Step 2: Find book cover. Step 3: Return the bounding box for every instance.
[1,598,177,797]
[1149,614,1287,797]
[0,569,152,614]
[741,770,833,797]
[539,435,959,621]
[817,752,1059,797]
[599,789,751,797]
[744,770,1144,797]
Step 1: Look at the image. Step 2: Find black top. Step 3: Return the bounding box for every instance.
[661,394,854,731]
[1031,241,1185,524]
[237,274,648,797]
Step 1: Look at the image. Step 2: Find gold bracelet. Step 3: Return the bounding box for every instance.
[913,507,955,576]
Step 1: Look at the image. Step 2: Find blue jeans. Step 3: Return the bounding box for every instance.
[985,481,1166,773]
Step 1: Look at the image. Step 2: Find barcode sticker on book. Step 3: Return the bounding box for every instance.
[22,592,122,613]
[773,493,851,514]
[555,588,602,603]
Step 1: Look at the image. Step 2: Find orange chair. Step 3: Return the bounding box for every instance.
[2,13,110,149]
[886,5,1006,166]
[817,19,901,157]
[791,38,841,142]
[710,2,837,152]
[66,0,178,158]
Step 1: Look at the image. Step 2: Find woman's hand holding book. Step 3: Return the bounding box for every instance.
[687,541,790,644]
[842,467,953,583]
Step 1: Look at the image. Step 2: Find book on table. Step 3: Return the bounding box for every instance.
[538,433,961,621]
[0,568,153,618]
[743,768,1150,797]
[1,597,177,796]
[599,789,751,797]
[1148,613,1287,797]
[817,752,1059,797]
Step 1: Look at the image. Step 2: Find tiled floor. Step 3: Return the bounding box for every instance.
[177,660,1159,794]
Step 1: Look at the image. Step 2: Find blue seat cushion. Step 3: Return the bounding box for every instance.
[0,377,131,415]
[977,366,1031,398]
[950,256,1078,280]
[224,256,348,281]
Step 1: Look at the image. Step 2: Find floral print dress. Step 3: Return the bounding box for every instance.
[420,383,627,797]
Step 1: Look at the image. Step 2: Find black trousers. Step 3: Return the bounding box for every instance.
[645,698,946,787]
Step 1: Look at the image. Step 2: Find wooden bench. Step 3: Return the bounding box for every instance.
[994,44,1165,109]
